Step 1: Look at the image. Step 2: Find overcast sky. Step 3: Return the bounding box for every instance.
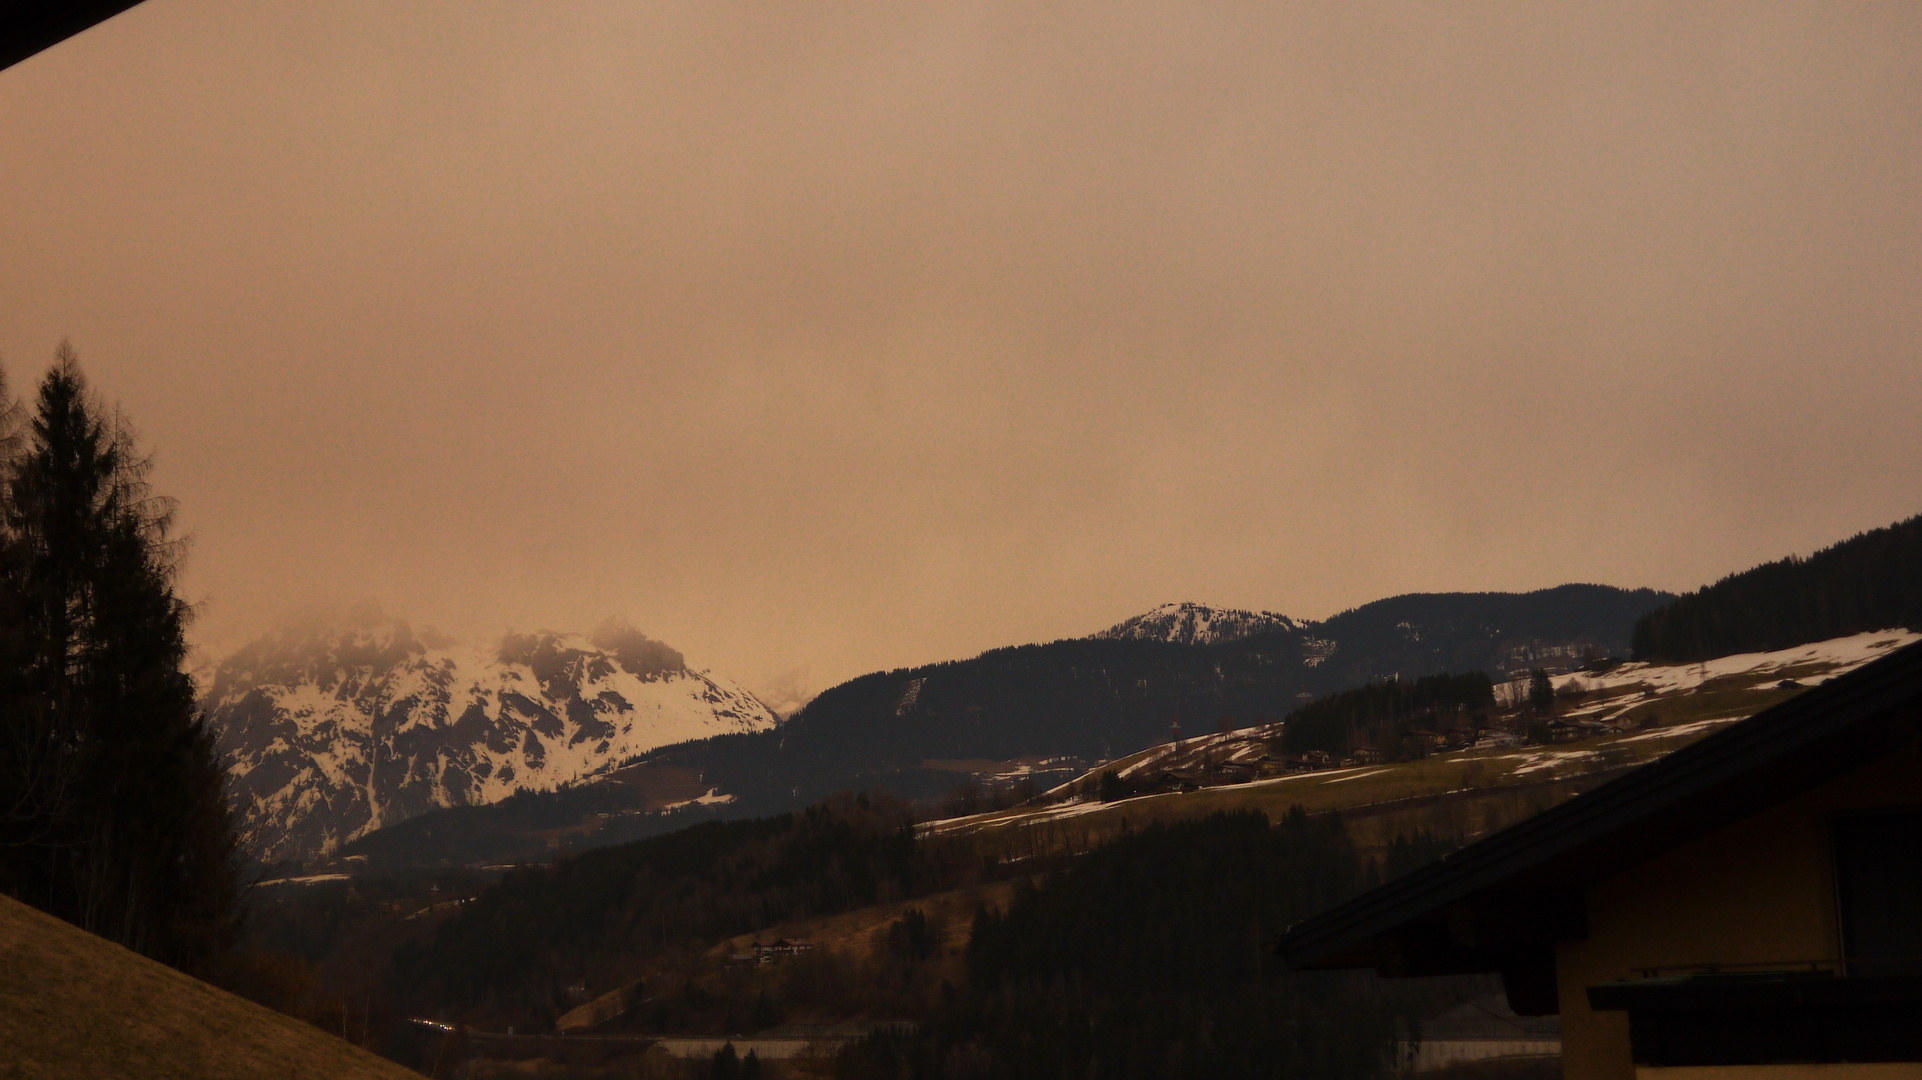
[3,2,1919,703]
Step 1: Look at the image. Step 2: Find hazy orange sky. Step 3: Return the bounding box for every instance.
[3,2,1920,703]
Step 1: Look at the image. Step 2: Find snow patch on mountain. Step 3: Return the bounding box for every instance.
[1094,602,1299,646]
[925,630,1922,839]
[204,615,777,863]
[1525,628,1922,708]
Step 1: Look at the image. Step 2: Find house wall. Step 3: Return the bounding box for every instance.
[1555,747,1922,1080]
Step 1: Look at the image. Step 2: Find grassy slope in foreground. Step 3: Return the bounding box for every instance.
[0,892,420,1080]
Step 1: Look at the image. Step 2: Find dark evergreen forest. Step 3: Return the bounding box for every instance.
[1632,513,1922,662]
[1280,672,1495,757]
[0,346,240,974]
[838,810,1466,1080]
[369,797,1477,1077]
[1307,585,1669,689]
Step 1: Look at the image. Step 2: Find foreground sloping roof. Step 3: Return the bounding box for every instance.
[1279,636,1922,974]
[1,2,148,72]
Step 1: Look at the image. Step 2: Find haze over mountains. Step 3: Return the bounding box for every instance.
[190,513,1922,871]
[205,586,1673,865]
[204,614,775,863]
[248,583,1662,871]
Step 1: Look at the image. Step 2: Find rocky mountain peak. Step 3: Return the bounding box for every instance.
[204,615,775,864]
[1093,602,1300,646]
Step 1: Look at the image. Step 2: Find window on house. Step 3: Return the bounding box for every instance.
[1833,808,1922,976]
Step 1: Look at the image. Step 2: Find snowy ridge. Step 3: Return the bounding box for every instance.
[204,616,777,863]
[1093,602,1299,646]
[1519,629,1922,717]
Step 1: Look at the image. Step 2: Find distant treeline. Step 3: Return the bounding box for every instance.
[1632,514,1922,663]
[1281,672,1495,758]
[338,776,734,873]
[1304,585,1669,691]
[840,810,1468,1080]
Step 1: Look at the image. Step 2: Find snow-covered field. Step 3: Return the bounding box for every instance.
[1524,629,1921,723]
[924,629,1921,838]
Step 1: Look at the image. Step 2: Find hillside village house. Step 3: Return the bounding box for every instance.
[1281,639,1922,1080]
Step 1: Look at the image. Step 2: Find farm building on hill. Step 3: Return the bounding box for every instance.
[755,938,816,960]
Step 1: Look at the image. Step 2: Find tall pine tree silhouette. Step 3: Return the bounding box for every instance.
[0,343,239,972]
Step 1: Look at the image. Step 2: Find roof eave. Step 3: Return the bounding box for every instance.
[2,2,150,73]
[1280,639,1922,972]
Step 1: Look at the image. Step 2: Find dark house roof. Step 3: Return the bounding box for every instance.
[2,2,148,72]
[1277,637,1922,1010]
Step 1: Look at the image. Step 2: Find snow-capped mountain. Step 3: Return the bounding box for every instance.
[1093,602,1299,646]
[203,615,777,863]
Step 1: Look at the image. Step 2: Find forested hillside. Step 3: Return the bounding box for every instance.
[359,798,1475,1077]
[391,793,982,1027]
[657,635,1314,812]
[1633,514,1922,662]
[1310,584,1669,687]
[1281,672,1495,757]
[840,810,1464,1080]
[652,586,1666,809]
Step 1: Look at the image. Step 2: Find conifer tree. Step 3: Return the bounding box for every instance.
[0,344,239,972]
[1528,667,1555,712]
